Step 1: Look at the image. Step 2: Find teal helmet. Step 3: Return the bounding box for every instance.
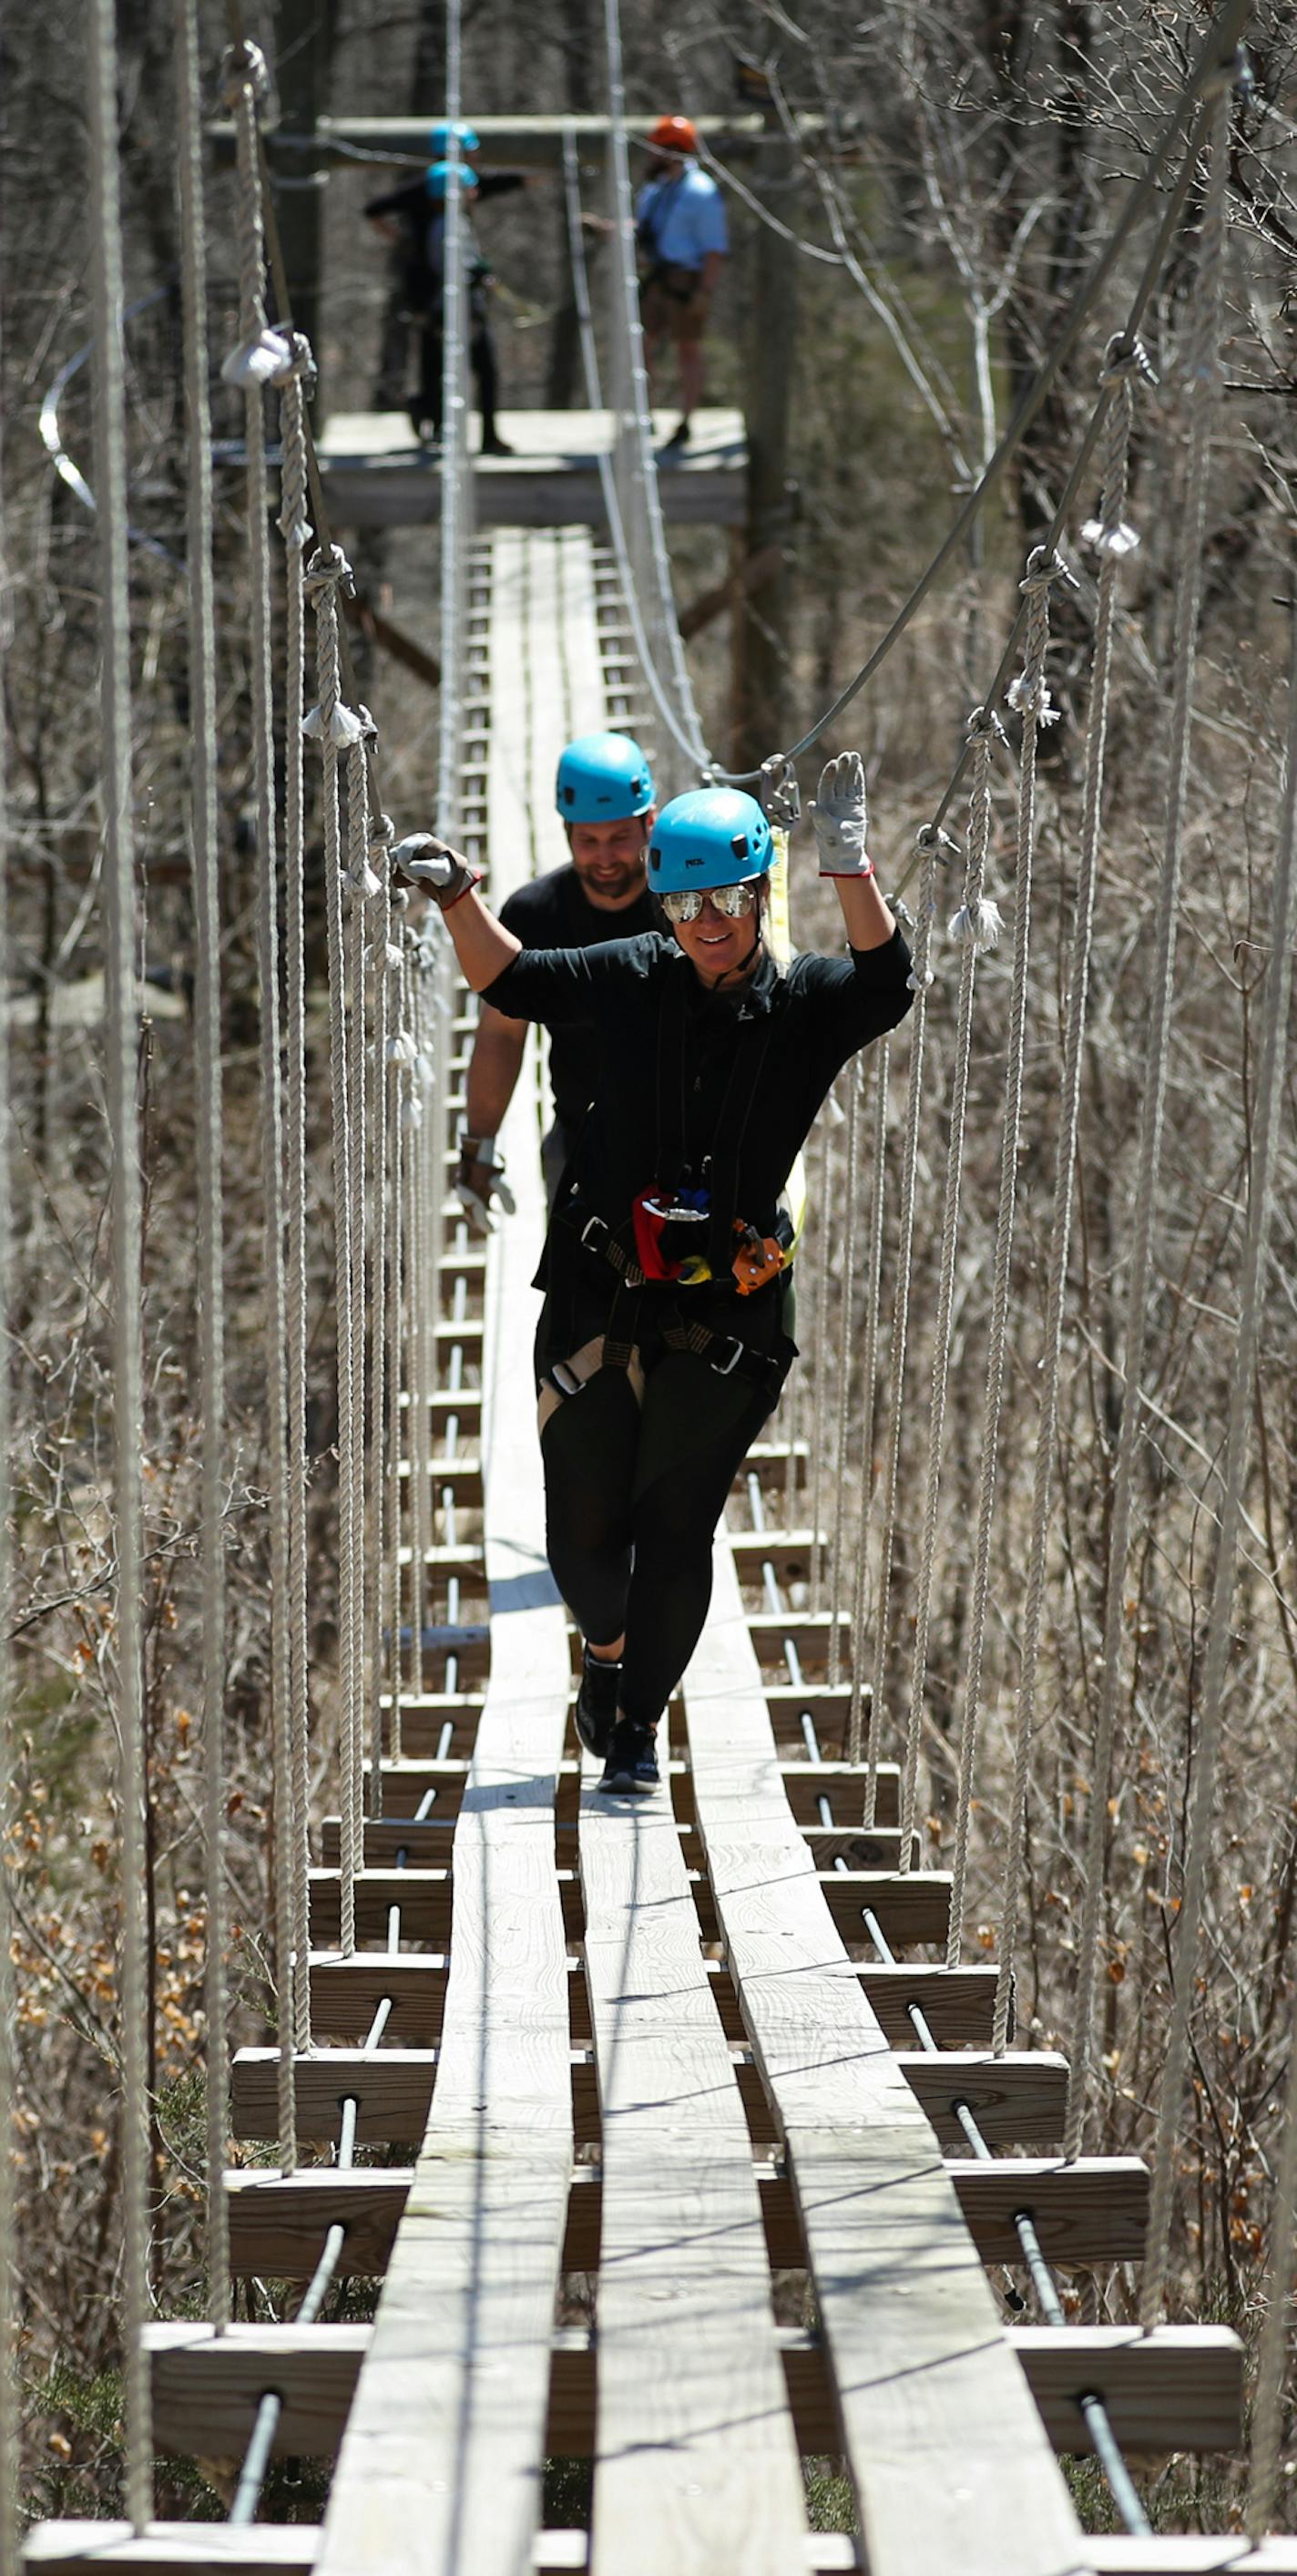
[556,731,655,824]
[648,789,773,893]
[425,159,477,199]
[429,120,481,155]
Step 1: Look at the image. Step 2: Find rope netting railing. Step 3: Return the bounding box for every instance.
[12,0,1297,2556]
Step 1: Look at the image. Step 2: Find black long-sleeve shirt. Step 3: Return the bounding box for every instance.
[481,926,914,1246]
[364,170,525,310]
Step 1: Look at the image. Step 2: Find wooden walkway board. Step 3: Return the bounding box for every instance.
[224,2149,1153,2284]
[320,542,577,2576]
[578,1767,807,2576]
[315,408,747,530]
[683,1525,1090,2576]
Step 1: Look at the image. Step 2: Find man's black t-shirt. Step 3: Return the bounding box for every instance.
[497,865,657,1133]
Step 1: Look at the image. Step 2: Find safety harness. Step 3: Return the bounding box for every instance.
[554,955,790,1398]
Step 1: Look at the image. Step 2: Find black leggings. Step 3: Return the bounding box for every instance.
[415,320,499,438]
[540,1354,773,1729]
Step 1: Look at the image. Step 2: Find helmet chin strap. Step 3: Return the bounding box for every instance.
[710,923,764,987]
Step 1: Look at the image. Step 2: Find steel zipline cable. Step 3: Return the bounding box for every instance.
[707,0,1251,792]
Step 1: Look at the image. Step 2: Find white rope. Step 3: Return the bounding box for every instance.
[598,7,713,789]
[222,39,297,2170]
[1247,946,1297,2515]
[901,710,1005,1869]
[807,1117,833,1612]
[1137,81,1245,2322]
[1057,351,1157,2151]
[0,242,19,2576]
[828,1055,863,1683]
[946,552,1068,1968]
[344,725,378,1888]
[562,126,711,781]
[1148,579,1294,2332]
[1249,1944,1297,2538]
[847,1039,890,1766]
[988,328,1183,2057]
[368,832,395,1817]
[436,0,473,842]
[91,0,152,2517]
[277,340,315,2060]
[406,941,434,1693]
[305,542,363,1958]
[176,0,230,2328]
[387,910,414,1761]
[865,846,936,1827]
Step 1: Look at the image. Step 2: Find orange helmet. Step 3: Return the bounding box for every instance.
[647,115,698,156]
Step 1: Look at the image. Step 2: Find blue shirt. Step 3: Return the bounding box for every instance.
[635,165,729,271]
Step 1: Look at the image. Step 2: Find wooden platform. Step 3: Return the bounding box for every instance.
[315,408,746,529]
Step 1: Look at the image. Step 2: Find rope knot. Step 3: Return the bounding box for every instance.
[1080,518,1140,560]
[964,706,1006,748]
[1006,669,1060,725]
[303,701,364,748]
[219,39,271,109]
[951,898,1006,955]
[1019,546,1078,598]
[221,325,293,389]
[1100,332,1158,389]
[304,544,355,601]
[914,823,960,864]
[281,329,318,394]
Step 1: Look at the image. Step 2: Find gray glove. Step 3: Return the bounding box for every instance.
[759,754,801,831]
[454,1134,516,1237]
[393,832,482,910]
[808,752,873,879]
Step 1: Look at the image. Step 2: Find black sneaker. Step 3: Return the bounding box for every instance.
[575,1650,620,1759]
[599,1716,659,1795]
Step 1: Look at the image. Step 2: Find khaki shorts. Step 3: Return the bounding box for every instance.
[639,264,709,347]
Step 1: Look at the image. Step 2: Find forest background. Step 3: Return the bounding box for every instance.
[3,0,1297,2540]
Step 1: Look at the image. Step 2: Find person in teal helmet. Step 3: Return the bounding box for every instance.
[397,753,913,1794]
[458,732,658,1226]
[364,136,526,451]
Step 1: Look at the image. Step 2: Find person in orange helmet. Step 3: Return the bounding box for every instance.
[635,114,728,453]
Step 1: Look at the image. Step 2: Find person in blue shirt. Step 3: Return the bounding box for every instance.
[634,115,729,453]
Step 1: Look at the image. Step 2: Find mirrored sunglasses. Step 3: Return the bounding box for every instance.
[659,881,759,925]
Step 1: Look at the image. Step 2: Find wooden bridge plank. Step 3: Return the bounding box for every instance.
[682,1528,1089,2576]
[145,2318,1236,2469]
[309,1856,946,1952]
[224,2152,1151,2282]
[1005,2326,1243,2452]
[579,1772,807,2575]
[320,576,576,2576]
[230,2039,1063,2153]
[24,2530,321,2572]
[24,2533,868,2576]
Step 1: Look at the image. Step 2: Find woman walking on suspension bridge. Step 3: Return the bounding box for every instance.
[399,755,912,1793]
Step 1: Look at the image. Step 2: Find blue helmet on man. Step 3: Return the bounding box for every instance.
[647,789,773,893]
[556,732,655,825]
[425,158,477,199]
[429,120,481,155]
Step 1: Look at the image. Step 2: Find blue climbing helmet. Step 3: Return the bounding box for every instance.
[647,788,773,893]
[424,159,477,199]
[429,120,481,155]
[555,731,655,824]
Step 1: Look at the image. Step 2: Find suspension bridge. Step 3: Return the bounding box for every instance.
[9,0,1297,2569]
